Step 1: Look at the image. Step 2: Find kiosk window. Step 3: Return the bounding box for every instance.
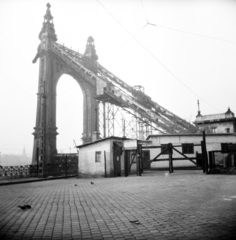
[182,144,194,154]
[95,151,101,162]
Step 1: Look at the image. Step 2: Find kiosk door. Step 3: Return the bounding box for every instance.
[113,142,122,176]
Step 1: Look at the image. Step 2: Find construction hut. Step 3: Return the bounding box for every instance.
[77,137,137,178]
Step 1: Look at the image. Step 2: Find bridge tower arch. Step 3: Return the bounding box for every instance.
[32,4,99,171]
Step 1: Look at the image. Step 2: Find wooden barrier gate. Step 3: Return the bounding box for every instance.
[137,132,209,175]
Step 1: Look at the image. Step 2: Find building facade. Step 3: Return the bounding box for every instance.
[194,108,236,134]
[145,133,236,169]
[78,133,236,178]
[77,137,137,178]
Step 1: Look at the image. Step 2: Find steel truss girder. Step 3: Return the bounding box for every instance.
[51,42,197,135]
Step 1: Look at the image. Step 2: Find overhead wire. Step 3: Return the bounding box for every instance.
[147,23,236,45]
[140,0,159,27]
[96,0,223,113]
[104,24,147,60]
[140,0,149,23]
[140,0,236,45]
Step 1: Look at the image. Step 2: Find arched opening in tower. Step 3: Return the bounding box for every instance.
[56,74,83,154]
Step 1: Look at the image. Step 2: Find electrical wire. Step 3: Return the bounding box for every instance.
[140,0,148,23]
[96,0,223,113]
[148,23,236,45]
[104,24,147,60]
[140,0,236,45]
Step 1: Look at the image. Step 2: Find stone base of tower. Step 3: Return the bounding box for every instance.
[92,131,100,141]
[81,136,93,144]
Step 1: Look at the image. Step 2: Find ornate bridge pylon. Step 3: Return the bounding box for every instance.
[32,4,196,175]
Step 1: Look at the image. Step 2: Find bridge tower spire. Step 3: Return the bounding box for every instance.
[32,3,58,177]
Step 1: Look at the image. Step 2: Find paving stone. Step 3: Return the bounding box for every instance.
[0,171,236,239]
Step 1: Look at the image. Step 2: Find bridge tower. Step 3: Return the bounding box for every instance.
[32,4,99,175]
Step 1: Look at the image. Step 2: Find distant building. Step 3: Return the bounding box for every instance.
[194,108,236,134]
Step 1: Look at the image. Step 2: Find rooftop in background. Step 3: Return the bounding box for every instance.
[146,132,236,140]
[195,108,235,123]
[193,107,236,134]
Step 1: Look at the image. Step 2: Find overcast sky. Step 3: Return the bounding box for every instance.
[0,0,236,157]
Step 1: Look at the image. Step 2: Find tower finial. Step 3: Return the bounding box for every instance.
[33,3,57,63]
[38,3,57,42]
[83,36,98,73]
[44,3,53,23]
[84,36,98,61]
[197,99,202,117]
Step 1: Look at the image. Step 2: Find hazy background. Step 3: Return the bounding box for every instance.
[0,0,236,162]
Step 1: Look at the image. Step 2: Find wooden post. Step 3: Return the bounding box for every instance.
[140,147,143,174]
[136,146,142,176]
[136,150,139,176]
[65,155,68,179]
[209,151,213,174]
[201,141,205,173]
[168,143,173,173]
[124,151,128,177]
[212,152,216,173]
[138,144,142,175]
[202,131,208,174]
[104,151,107,177]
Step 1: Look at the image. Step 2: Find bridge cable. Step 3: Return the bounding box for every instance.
[96,0,223,113]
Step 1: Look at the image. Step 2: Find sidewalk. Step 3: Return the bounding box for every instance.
[0,170,236,239]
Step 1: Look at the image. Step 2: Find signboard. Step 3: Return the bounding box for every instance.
[123,140,137,150]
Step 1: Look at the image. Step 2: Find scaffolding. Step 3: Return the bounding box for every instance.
[98,101,154,140]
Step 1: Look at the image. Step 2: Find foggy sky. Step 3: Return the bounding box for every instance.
[0,0,236,158]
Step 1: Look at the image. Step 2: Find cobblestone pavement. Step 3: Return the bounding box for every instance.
[0,170,236,240]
